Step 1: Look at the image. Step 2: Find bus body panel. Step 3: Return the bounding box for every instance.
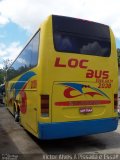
[38,118,118,139]
[40,16,118,124]
[52,81,113,122]
[6,68,39,137]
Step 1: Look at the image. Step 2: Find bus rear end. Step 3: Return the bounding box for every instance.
[38,15,118,139]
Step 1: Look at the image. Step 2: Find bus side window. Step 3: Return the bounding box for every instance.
[31,32,39,67]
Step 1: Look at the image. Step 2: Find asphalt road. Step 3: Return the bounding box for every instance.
[0,104,120,160]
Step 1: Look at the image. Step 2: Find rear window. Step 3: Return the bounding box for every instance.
[52,15,111,57]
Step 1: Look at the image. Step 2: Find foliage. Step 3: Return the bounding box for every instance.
[0,69,4,85]
[0,59,12,85]
[118,48,120,66]
[3,59,12,71]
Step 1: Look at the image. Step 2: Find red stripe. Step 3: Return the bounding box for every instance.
[55,100,111,106]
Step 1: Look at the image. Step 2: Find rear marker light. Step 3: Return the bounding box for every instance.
[41,95,49,117]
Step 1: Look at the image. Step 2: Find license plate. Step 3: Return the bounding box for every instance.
[80,107,93,113]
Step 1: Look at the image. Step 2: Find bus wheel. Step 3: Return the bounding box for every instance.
[14,107,19,122]
[15,111,19,122]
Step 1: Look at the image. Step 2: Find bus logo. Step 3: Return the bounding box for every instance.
[55,82,111,106]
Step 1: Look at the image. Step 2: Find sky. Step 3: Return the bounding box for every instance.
[0,0,120,68]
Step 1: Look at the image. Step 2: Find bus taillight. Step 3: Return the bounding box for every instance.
[114,94,118,112]
[41,95,49,117]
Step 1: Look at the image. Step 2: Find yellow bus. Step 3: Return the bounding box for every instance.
[6,15,118,139]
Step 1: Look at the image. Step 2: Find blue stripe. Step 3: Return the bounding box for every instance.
[10,71,36,96]
[38,118,118,140]
[90,86,110,99]
[60,83,84,93]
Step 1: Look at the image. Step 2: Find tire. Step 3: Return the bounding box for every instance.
[14,106,19,122]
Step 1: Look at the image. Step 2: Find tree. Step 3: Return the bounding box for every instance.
[0,69,4,84]
[117,48,120,66]
[0,59,12,85]
[3,59,12,71]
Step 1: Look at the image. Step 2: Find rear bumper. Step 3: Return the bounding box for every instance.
[38,118,118,140]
